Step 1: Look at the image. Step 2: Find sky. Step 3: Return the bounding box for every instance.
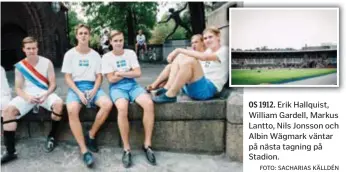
[231,8,338,50]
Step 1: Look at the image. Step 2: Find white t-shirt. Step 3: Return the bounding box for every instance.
[200,46,229,92]
[1,66,11,96]
[61,48,102,82]
[1,66,11,110]
[136,34,146,45]
[102,49,140,74]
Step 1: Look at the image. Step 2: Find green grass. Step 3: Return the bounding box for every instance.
[231,68,337,85]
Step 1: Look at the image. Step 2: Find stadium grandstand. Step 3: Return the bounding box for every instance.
[231,44,337,69]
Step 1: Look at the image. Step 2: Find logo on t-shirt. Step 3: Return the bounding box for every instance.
[204,61,211,68]
[116,59,130,72]
[79,59,89,67]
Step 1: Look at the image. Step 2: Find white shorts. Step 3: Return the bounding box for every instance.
[8,93,62,118]
[1,95,11,111]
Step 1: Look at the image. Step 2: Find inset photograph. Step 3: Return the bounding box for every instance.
[230,8,338,87]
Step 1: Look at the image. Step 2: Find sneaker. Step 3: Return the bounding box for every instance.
[122,150,132,168]
[152,93,177,103]
[85,132,99,153]
[1,151,17,164]
[143,146,156,165]
[82,151,94,168]
[44,136,56,153]
[154,88,167,96]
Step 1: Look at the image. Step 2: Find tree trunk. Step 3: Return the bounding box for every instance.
[188,2,206,34]
[126,7,135,48]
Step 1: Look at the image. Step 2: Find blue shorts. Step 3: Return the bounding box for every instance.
[66,81,108,106]
[183,76,217,100]
[109,79,146,102]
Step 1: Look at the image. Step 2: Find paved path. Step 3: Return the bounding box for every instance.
[1,139,243,172]
[282,73,337,85]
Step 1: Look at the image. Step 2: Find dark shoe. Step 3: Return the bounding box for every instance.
[154,88,167,96]
[143,146,156,165]
[85,132,99,153]
[44,136,56,153]
[82,151,94,168]
[152,93,177,103]
[122,150,132,168]
[1,151,17,164]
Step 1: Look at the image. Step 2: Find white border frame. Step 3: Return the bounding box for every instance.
[228,7,339,88]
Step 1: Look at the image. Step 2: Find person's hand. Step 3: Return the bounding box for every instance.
[88,88,98,100]
[38,92,49,104]
[26,95,40,104]
[77,91,88,105]
[167,49,179,63]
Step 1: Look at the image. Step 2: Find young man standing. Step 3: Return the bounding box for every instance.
[61,24,113,168]
[102,30,156,168]
[1,37,64,163]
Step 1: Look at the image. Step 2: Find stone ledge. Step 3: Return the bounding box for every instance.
[226,122,243,162]
[13,120,225,154]
[226,88,243,123]
[22,100,227,122]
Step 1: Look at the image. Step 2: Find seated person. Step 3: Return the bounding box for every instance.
[102,30,156,168]
[152,26,229,103]
[146,34,206,96]
[135,29,147,54]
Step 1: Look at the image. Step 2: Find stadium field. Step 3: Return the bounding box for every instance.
[231,68,337,85]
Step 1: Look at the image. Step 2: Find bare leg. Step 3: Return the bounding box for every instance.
[165,56,204,97]
[67,102,88,153]
[115,98,131,151]
[135,94,154,147]
[148,64,171,90]
[2,106,19,131]
[163,58,181,90]
[89,96,113,138]
[135,43,139,54]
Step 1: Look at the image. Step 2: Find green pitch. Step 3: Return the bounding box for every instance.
[231,68,337,85]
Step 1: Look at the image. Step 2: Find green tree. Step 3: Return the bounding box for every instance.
[67,10,83,46]
[82,2,158,48]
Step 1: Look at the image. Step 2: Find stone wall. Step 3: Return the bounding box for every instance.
[1,2,69,69]
[206,2,244,162]
[206,2,243,46]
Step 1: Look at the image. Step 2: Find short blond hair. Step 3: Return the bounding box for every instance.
[203,26,220,36]
[74,24,91,35]
[109,30,124,40]
[191,34,203,42]
[22,36,38,48]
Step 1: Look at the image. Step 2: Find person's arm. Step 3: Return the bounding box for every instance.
[177,3,188,13]
[175,48,220,61]
[92,73,102,91]
[117,67,141,78]
[158,16,172,24]
[61,53,87,104]
[105,72,124,83]
[38,61,57,103]
[117,50,141,78]
[64,73,82,96]
[15,69,39,104]
[46,61,57,95]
